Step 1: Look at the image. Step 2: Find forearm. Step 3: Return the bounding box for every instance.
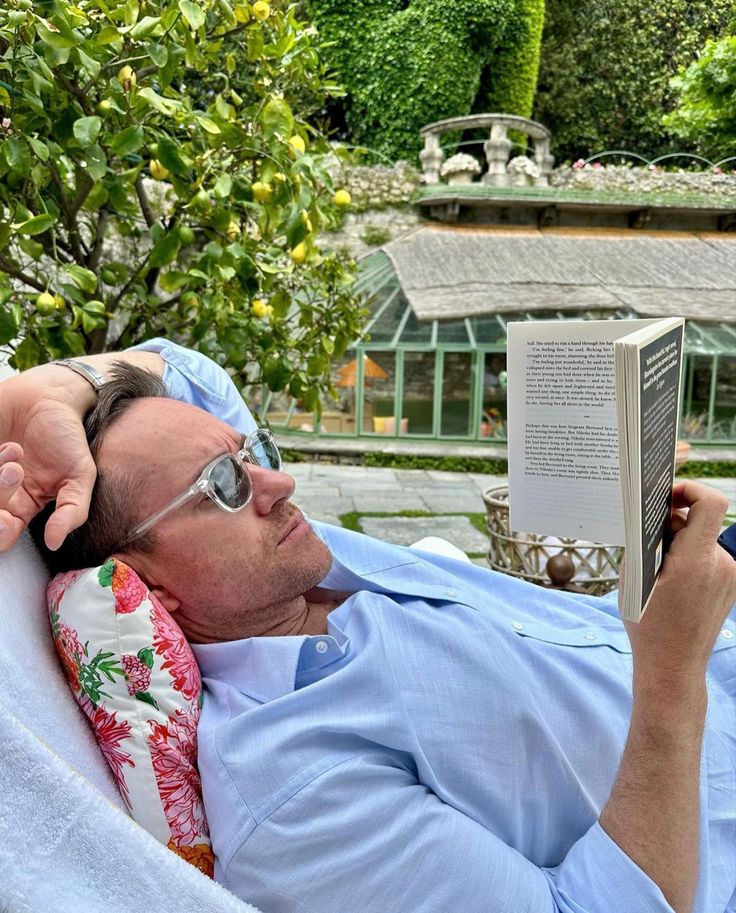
[599,674,707,913]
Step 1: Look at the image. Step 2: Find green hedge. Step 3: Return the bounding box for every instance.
[307,0,545,162]
[533,0,735,161]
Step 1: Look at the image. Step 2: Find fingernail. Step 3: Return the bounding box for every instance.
[0,465,20,486]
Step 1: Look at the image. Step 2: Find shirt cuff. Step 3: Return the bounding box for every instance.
[544,822,675,913]
[130,339,257,434]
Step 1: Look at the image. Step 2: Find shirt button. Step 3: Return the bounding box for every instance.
[720,628,734,640]
[315,640,328,654]
[512,621,524,631]
[584,632,597,641]
[445,589,458,599]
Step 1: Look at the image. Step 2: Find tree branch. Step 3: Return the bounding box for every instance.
[0,257,47,293]
[56,72,92,115]
[89,211,109,272]
[135,174,157,229]
[46,160,86,263]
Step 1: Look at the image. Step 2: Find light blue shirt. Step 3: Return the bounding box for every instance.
[135,339,736,913]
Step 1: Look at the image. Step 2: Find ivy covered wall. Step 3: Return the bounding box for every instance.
[533,0,735,162]
[307,0,546,162]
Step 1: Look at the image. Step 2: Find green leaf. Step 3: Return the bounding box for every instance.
[11,336,41,371]
[178,0,206,29]
[137,87,180,116]
[214,173,232,199]
[35,18,79,49]
[261,96,294,141]
[156,136,187,175]
[84,144,107,181]
[149,230,181,267]
[73,115,102,147]
[0,308,18,346]
[158,270,188,292]
[76,47,101,78]
[110,125,144,155]
[129,15,161,39]
[64,264,98,294]
[18,237,44,260]
[147,43,168,67]
[14,214,55,236]
[137,646,155,668]
[196,114,221,135]
[5,138,31,177]
[135,690,160,710]
[28,137,50,162]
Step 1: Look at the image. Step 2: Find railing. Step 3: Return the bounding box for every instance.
[419,114,554,187]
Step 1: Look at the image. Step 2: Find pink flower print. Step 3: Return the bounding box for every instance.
[79,695,135,810]
[122,653,152,695]
[150,596,201,701]
[148,707,208,846]
[47,568,87,611]
[54,620,85,693]
[112,561,148,614]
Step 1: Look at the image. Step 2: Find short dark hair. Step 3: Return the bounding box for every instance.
[30,362,168,575]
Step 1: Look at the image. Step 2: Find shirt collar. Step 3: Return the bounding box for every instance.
[192,611,352,703]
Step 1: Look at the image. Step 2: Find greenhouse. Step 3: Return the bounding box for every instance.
[265,225,736,445]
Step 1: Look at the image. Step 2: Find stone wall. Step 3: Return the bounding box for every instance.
[550,165,736,197]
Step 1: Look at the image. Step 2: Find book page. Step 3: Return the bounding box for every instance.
[507,320,657,543]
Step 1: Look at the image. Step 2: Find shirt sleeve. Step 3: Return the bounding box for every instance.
[130,338,257,434]
[220,753,674,913]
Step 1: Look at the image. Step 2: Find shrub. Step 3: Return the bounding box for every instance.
[534,0,734,161]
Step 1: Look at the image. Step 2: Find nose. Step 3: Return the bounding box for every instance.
[249,465,296,515]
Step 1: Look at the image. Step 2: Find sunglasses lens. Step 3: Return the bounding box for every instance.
[210,456,250,508]
[249,430,282,470]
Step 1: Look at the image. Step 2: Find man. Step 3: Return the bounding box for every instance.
[1,341,735,913]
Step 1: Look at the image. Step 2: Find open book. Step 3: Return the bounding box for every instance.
[507,317,685,622]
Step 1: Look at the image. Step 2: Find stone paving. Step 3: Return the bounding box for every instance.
[286,461,736,558]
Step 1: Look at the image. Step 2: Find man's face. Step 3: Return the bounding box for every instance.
[97,398,332,643]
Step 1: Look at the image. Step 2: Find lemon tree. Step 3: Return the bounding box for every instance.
[0,0,363,411]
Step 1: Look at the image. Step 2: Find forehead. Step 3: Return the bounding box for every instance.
[96,398,239,487]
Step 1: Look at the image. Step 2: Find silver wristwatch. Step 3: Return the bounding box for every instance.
[52,359,107,393]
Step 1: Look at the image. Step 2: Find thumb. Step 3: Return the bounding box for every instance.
[44,465,97,551]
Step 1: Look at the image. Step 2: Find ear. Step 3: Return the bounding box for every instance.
[149,585,182,615]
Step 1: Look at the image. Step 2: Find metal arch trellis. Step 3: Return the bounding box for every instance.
[581,150,736,170]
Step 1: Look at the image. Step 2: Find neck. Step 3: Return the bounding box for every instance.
[260,588,350,637]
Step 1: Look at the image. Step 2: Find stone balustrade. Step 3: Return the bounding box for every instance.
[419,114,554,187]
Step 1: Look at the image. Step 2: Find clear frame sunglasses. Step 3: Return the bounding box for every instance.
[115,428,281,550]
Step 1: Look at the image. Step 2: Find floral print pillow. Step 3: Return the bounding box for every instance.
[47,558,214,877]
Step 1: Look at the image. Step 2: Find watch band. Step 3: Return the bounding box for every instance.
[53,359,107,393]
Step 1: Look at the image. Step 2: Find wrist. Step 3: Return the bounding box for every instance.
[632,669,708,730]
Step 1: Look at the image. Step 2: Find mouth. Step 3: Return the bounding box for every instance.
[277,510,307,546]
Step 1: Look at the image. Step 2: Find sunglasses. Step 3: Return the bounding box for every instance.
[116,428,282,550]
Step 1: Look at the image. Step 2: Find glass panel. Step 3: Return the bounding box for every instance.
[481,352,508,440]
[713,355,736,441]
[681,355,713,441]
[368,294,408,343]
[441,352,473,437]
[362,351,397,434]
[398,309,433,343]
[315,352,361,436]
[470,316,506,347]
[402,352,435,435]
[436,320,470,344]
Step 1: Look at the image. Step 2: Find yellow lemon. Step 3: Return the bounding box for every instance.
[117,65,137,89]
[251,298,269,318]
[252,181,272,202]
[180,291,200,308]
[251,0,270,20]
[53,293,65,309]
[150,159,170,180]
[333,189,351,207]
[288,135,306,157]
[273,171,286,182]
[227,220,241,240]
[289,242,307,264]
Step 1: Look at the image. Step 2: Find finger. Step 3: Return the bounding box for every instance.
[670,479,729,542]
[0,509,26,553]
[0,461,24,508]
[44,468,97,551]
[0,442,23,464]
